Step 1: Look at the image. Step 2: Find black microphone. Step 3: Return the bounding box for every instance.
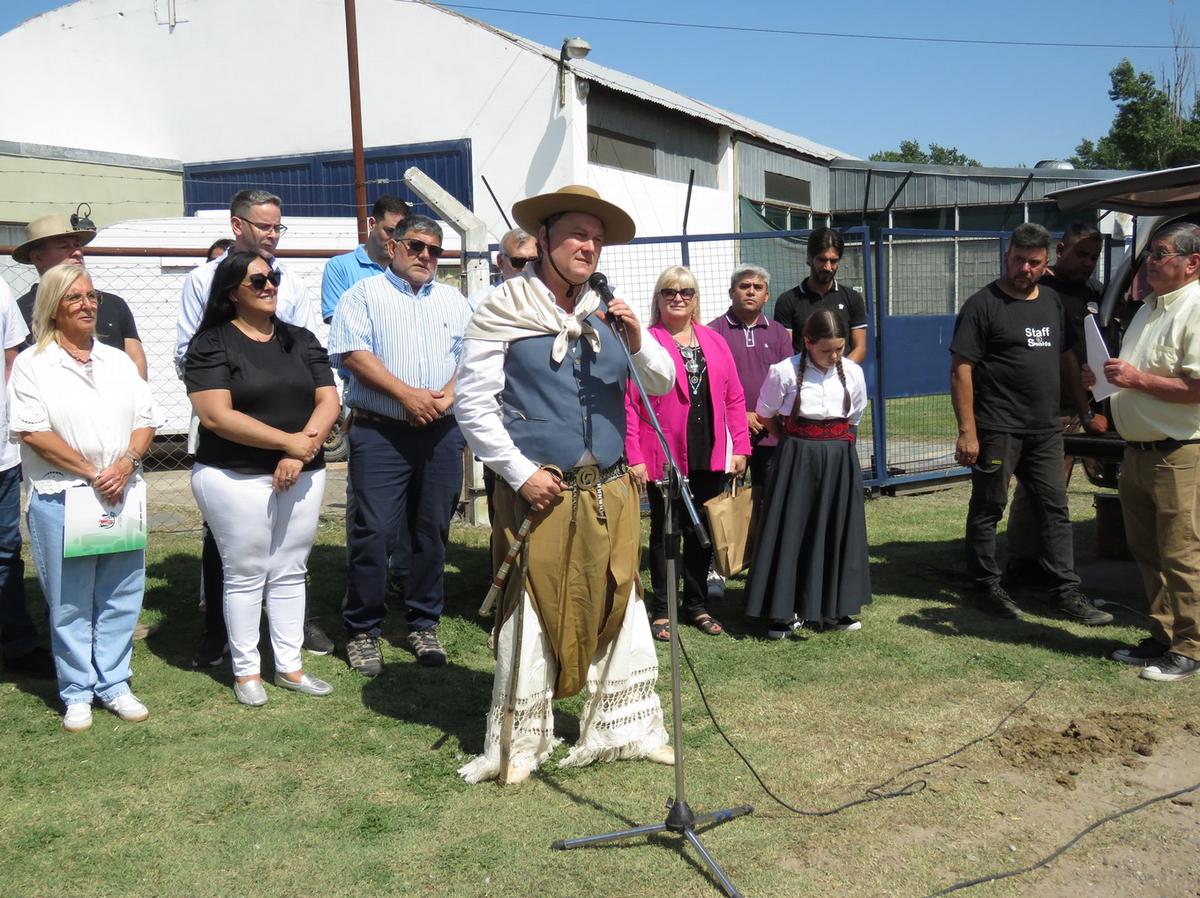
[588,272,614,310]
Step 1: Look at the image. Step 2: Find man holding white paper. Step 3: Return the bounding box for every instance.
[1099,222,1200,682]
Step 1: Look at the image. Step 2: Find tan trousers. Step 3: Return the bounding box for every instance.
[1120,443,1200,660]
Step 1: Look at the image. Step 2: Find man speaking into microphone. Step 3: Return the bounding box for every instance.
[455,185,676,785]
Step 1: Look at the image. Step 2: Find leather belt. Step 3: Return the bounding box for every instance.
[352,408,454,427]
[1126,438,1200,451]
[559,460,628,487]
[550,461,628,523]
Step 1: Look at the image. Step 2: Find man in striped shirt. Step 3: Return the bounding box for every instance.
[329,215,473,676]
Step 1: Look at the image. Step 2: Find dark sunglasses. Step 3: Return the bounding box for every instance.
[242,270,283,290]
[505,255,538,270]
[660,287,697,300]
[399,238,445,259]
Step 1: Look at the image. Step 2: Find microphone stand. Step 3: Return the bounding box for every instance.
[550,278,752,898]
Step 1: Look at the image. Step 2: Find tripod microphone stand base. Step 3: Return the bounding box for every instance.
[551,799,753,898]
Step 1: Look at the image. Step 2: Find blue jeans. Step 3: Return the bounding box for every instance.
[0,465,37,658]
[344,415,463,636]
[26,490,146,706]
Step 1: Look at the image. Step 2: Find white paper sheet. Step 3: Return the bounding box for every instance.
[1084,315,1119,401]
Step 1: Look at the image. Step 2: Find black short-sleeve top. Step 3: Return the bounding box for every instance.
[184,320,336,475]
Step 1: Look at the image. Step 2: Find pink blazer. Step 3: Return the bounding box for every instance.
[625,322,751,478]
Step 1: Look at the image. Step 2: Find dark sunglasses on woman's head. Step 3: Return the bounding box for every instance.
[660,287,696,300]
[243,270,283,290]
[400,238,445,259]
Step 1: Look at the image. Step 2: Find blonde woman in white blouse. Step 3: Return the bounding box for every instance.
[8,263,158,733]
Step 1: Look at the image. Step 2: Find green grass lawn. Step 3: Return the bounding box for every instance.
[1,481,1196,897]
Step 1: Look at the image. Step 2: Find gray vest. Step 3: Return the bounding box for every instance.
[501,320,628,471]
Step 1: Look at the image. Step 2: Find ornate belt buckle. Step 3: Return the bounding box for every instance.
[575,465,600,488]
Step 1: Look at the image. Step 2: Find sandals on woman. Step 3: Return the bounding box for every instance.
[690,614,724,636]
[651,619,672,642]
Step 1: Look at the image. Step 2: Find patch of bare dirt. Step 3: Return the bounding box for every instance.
[995,711,1162,788]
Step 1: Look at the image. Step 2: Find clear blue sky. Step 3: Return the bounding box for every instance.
[4,0,1198,167]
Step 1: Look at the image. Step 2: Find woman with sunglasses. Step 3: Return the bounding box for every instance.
[8,263,158,732]
[625,266,750,641]
[184,251,340,707]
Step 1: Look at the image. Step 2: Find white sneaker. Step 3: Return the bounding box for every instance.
[63,703,93,732]
[767,617,805,640]
[102,692,149,722]
[707,570,726,599]
[824,617,863,631]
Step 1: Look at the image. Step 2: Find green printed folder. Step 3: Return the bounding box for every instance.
[63,481,148,558]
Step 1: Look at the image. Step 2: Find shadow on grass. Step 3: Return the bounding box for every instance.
[871,519,1142,660]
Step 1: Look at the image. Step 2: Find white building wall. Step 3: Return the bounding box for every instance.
[0,0,829,242]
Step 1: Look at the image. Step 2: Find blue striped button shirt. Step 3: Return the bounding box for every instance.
[328,268,473,423]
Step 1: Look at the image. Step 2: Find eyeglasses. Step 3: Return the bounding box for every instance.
[236,216,288,236]
[398,238,444,259]
[505,255,538,270]
[242,270,283,291]
[660,288,697,300]
[1147,248,1190,262]
[61,290,101,307]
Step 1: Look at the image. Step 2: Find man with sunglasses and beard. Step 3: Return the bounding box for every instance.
[176,189,332,668]
[950,222,1110,625]
[329,215,473,676]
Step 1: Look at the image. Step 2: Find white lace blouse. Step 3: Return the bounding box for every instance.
[8,340,161,494]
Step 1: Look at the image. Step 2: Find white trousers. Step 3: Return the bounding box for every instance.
[191,464,325,678]
[458,589,669,784]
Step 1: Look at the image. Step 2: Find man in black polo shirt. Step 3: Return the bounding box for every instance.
[950,222,1111,624]
[772,227,868,362]
[1007,222,1107,587]
[12,213,147,378]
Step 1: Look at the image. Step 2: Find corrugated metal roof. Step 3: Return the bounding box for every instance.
[432,3,851,163]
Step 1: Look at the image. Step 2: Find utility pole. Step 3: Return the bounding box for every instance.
[344,0,368,242]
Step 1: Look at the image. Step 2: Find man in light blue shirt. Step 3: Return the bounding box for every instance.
[320,195,410,323]
[321,195,411,596]
[329,215,473,676]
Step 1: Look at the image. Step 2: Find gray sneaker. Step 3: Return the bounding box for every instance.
[1139,652,1199,682]
[1055,591,1114,626]
[406,627,447,667]
[346,634,383,678]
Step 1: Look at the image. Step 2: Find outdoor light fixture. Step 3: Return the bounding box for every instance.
[71,202,95,231]
[558,36,591,109]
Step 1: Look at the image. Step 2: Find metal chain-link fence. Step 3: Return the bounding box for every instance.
[1,225,1128,530]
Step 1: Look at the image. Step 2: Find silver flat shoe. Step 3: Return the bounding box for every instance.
[234,679,268,707]
[274,672,333,697]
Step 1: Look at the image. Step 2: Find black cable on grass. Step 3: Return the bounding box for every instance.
[675,630,1046,816]
[924,780,1200,896]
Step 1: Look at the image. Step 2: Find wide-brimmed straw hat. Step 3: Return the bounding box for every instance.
[512,184,636,245]
[12,213,96,264]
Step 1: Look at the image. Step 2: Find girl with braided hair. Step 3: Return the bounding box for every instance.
[744,308,871,639]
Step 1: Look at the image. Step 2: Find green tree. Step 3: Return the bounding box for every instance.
[1072,59,1200,169]
[869,139,980,166]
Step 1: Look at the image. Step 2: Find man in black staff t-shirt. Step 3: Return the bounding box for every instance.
[12,213,147,378]
[773,227,868,362]
[1007,222,1108,587]
[949,222,1111,625]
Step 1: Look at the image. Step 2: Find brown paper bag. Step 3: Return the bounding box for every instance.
[703,481,758,578]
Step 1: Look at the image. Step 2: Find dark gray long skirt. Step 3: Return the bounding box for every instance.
[744,434,871,623]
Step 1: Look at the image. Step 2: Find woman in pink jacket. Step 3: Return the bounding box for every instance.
[627,266,750,641]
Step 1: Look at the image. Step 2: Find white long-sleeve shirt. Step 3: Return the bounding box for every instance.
[455,315,674,491]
